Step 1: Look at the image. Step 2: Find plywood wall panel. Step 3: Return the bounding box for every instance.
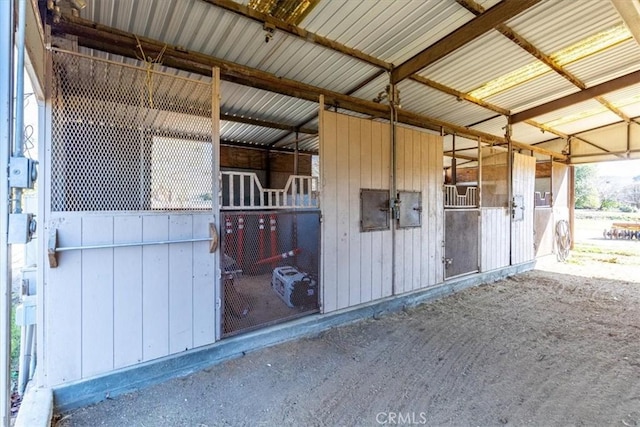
[320,110,338,313]
[168,215,194,353]
[142,215,170,361]
[348,116,362,307]
[192,214,216,348]
[113,215,144,369]
[359,121,373,304]
[81,216,114,378]
[45,216,83,385]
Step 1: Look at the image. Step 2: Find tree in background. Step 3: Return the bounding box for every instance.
[574,164,600,209]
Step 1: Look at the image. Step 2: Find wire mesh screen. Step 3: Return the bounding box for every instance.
[50,50,213,211]
[221,210,320,336]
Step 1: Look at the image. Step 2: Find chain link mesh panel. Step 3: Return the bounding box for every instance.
[50,51,213,211]
[221,210,320,337]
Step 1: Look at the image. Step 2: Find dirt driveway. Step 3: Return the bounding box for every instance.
[57,221,640,426]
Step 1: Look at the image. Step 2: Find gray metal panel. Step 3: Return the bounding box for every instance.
[398,191,421,228]
[444,209,479,279]
[360,189,390,232]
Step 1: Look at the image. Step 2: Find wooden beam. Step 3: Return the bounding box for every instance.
[397,108,566,160]
[510,69,640,123]
[52,16,566,160]
[391,0,541,83]
[201,0,392,71]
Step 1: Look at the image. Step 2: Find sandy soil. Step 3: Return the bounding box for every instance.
[56,215,640,427]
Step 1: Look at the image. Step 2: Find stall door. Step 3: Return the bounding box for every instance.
[511,153,536,264]
[444,209,479,279]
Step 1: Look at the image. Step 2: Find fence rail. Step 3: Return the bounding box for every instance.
[444,185,478,208]
[221,172,318,210]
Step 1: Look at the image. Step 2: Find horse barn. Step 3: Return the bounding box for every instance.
[2,0,640,423]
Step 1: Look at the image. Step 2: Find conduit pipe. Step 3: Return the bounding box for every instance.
[0,1,15,424]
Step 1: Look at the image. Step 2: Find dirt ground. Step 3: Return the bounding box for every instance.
[56,213,640,427]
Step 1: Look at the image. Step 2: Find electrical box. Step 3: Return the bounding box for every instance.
[360,189,390,232]
[9,157,38,189]
[398,191,422,228]
[8,213,36,244]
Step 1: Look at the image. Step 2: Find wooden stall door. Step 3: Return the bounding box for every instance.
[511,153,536,264]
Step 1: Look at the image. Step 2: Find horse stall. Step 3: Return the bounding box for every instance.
[36,47,539,408]
[444,158,480,279]
[219,173,320,336]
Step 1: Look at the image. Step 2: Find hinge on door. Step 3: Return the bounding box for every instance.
[216,298,221,309]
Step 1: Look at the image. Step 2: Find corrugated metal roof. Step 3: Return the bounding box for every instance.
[398,80,498,127]
[64,0,640,160]
[419,30,539,94]
[487,72,579,113]
[221,81,317,124]
[564,39,640,87]
[506,0,622,54]
[554,110,622,136]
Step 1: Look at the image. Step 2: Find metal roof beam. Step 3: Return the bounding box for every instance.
[390,0,541,84]
[200,0,392,71]
[52,15,566,160]
[510,69,640,123]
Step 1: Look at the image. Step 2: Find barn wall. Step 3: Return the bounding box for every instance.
[480,208,510,271]
[44,212,216,385]
[320,111,443,313]
[395,126,444,293]
[42,51,220,387]
[220,146,312,189]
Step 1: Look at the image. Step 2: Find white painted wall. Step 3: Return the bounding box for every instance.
[43,213,216,385]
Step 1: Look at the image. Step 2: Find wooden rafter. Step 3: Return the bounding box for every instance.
[391,0,541,84]
[52,15,566,160]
